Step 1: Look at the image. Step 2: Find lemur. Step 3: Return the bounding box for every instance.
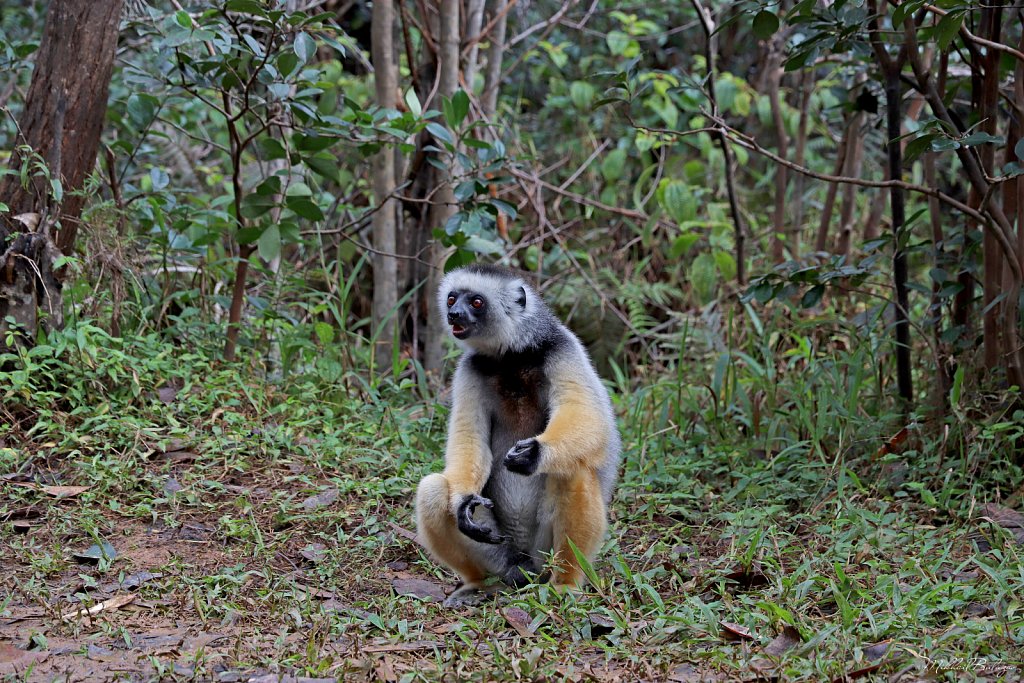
[415,264,620,606]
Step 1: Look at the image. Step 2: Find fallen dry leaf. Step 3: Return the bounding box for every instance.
[299,543,327,564]
[833,640,892,682]
[72,541,118,565]
[763,625,802,656]
[0,642,49,675]
[61,593,136,622]
[41,485,90,498]
[12,520,37,534]
[719,563,769,591]
[363,640,442,653]
[156,385,179,404]
[502,607,535,637]
[668,663,725,682]
[978,503,1024,545]
[7,482,90,498]
[373,654,398,682]
[100,570,163,592]
[386,521,418,543]
[301,488,339,510]
[873,426,911,459]
[3,505,42,521]
[588,612,615,637]
[720,621,755,641]
[391,577,445,602]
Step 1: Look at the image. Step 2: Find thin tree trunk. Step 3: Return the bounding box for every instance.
[1004,30,1024,390]
[862,188,886,243]
[767,44,789,263]
[423,0,461,375]
[883,66,913,406]
[923,151,950,404]
[790,70,812,249]
[0,0,122,345]
[481,0,508,120]
[835,111,866,258]
[868,0,913,406]
[978,4,1003,374]
[371,0,399,363]
[815,117,851,253]
[463,0,487,91]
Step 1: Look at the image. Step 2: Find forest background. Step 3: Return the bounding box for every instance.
[1,0,1023,680]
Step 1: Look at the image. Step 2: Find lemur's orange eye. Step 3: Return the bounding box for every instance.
[471,297,484,309]
[447,296,456,307]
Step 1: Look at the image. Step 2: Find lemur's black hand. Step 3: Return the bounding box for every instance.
[456,494,507,544]
[504,438,540,475]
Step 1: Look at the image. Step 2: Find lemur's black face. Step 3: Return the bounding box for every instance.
[445,291,487,340]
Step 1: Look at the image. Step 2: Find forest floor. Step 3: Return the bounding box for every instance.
[2,330,1024,682]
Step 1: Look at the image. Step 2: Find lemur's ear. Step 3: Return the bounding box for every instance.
[516,286,527,309]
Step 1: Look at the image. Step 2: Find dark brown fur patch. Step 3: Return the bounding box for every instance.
[471,343,554,437]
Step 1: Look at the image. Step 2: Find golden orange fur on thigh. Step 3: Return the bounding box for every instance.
[415,474,488,585]
[547,469,607,583]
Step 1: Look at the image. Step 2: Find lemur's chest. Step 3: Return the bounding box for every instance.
[470,351,551,438]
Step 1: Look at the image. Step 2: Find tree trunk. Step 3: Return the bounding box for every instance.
[814,117,851,253]
[371,0,399,364]
[835,111,866,258]
[978,4,1003,375]
[481,0,509,120]
[423,0,461,375]
[868,0,913,406]
[767,44,789,263]
[0,0,122,345]
[463,0,488,91]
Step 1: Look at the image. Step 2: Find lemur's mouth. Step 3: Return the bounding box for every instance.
[451,324,469,339]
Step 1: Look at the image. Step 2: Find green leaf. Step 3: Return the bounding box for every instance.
[174,10,193,29]
[452,90,470,127]
[661,180,696,224]
[904,133,937,162]
[961,132,1004,147]
[800,285,825,308]
[225,0,267,14]
[1015,138,1024,162]
[314,321,335,345]
[606,30,629,56]
[149,167,169,191]
[278,51,299,78]
[241,192,276,219]
[934,11,963,50]
[236,226,263,244]
[690,252,718,304]
[425,122,455,147]
[294,32,316,63]
[286,196,325,221]
[405,89,422,117]
[255,176,281,196]
[259,137,287,160]
[713,250,737,281]
[569,81,595,110]
[258,224,281,262]
[950,364,964,407]
[670,232,700,258]
[601,148,627,183]
[454,180,478,202]
[303,151,339,179]
[127,93,159,128]
[752,10,779,40]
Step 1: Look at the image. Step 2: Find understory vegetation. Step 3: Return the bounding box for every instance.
[3,308,1022,680]
[2,0,1024,681]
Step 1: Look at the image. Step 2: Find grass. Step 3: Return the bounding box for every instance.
[1,312,1023,682]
